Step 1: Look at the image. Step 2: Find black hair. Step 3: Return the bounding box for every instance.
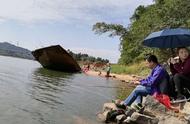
[176,47,189,54]
[145,55,158,64]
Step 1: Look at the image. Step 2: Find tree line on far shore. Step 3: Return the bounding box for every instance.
[93,0,190,65]
[67,49,109,63]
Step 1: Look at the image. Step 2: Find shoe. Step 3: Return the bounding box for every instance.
[137,103,143,108]
[115,104,126,110]
[112,99,126,109]
[132,103,144,113]
[133,103,142,110]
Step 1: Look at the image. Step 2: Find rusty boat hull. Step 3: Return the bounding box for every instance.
[32,45,81,72]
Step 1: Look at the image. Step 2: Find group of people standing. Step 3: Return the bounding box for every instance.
[121,47,190,108]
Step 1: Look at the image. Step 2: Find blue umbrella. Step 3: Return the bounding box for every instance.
[143,28,190,48]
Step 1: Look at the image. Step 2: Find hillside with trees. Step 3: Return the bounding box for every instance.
[67,49,109,63]
[93,0,190,64]
[0,42,34,60]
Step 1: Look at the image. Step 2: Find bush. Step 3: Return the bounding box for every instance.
[111,62,150,76]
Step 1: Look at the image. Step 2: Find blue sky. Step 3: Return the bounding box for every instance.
[0,0,153,63]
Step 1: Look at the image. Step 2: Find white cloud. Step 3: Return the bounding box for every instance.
[0,0,153,62]
[0,0,153,24]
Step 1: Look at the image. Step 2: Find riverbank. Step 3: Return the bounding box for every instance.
[85,70,143,83]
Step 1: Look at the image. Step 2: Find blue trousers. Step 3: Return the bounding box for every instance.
[123,85,151,106]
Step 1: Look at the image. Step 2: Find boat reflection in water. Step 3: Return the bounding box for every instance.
[29,68,72,110]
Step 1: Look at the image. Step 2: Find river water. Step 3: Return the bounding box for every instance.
[0,56,131,124]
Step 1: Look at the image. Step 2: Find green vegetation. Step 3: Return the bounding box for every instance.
[111,62,150,76]
[93,0,190,65]
[116,85,134,100]
[67,49,109,63]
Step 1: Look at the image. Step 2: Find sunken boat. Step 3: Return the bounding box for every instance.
[32,45,81,72]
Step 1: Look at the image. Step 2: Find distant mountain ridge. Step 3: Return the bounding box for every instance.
[0,42,34,60]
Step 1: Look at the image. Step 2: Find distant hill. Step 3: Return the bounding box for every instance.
[0,42,34,60]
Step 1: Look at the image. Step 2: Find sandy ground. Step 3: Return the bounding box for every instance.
[85,70,143,83]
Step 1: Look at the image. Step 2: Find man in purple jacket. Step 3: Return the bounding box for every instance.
[123,55,169,106]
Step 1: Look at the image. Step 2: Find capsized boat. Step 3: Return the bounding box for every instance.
[32,45,81,72]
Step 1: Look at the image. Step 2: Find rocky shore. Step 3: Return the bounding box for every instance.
[85,70,190,124]
[97,95,190,124]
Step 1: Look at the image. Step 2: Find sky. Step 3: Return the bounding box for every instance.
[0,0,153,63]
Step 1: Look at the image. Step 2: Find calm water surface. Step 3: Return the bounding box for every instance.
[0,56,130,124]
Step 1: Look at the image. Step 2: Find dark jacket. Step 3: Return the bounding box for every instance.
[170,56,190,77]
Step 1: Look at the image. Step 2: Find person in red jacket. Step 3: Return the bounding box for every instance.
[169,47,190,100]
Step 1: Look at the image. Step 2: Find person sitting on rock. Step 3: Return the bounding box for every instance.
[120,55,169,108]
[168,47,190,100]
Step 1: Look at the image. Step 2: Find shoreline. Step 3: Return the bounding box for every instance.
[84,70,142,83]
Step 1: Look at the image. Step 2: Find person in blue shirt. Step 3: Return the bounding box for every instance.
[123,55,169,107]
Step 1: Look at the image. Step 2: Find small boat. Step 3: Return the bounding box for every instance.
[32,45,81,72]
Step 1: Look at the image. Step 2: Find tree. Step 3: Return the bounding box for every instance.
[92,22,128,38]
[68,50,109,63]
[93,0,190,64]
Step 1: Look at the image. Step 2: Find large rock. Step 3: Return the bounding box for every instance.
[103,103,117,111]
[97,103,118,122]
[116,114,127,124]
[180,102,190,114]
[143,95,168,115]
[129,112,159,124]
[143,95,190,124]
[98,97,190,124]
[97,109,109,122]
[158,115,188,124]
